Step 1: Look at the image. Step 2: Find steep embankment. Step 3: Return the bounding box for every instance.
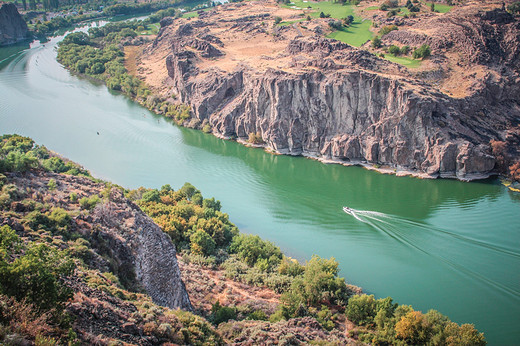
[137,1,520,181]
[0,3,29,46]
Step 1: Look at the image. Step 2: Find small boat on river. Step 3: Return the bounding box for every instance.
[343,206,354,215]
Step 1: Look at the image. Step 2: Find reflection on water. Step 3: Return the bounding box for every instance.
[0,30,519,345]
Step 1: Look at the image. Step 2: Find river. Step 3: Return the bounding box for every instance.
[0,27,519,345]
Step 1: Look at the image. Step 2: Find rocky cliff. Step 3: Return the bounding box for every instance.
[138,1,520,181]
[4,170,192,312]
[0,3,29,46]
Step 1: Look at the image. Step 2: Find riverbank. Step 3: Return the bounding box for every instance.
[0,134,488,345]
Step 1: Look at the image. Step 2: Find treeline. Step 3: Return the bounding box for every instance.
[28,0,194,36]
[57,22,150,98]
[346,295,485,344]
[58,20,197,126]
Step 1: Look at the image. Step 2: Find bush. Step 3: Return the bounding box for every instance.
[380,25,397,36]
[346,294,378,325]
[413,44,431,59]
[388,45,401,55]
[508,2,520,14]
[247,133,264,145]
[229,234,282,267]
[371,36,382,48]
[274,16,282,24]
[328,20,343,30]
[211,301,237,325]
[190,230,216,256]
[0,230,74,312]
[79,195,100,210]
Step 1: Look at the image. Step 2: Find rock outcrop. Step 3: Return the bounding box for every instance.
[0,3,29,46]
[6,171,192,311]
[90,187,193,311]
[140,1,520,181]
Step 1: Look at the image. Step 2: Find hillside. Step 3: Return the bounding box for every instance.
[0,135,487,344]
[132,0,520,181]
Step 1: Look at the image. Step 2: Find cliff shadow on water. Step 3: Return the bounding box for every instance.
[178,125,506,224]
[0,41,30,70]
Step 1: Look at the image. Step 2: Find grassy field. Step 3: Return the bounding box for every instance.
[384,54,422,68]
[326,19,373,47]
[182,11,199,18]
[425,1,452,13]
[138,23,160,35]
[284,0,373,47]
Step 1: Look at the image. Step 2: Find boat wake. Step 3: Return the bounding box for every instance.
[343,206,520,299]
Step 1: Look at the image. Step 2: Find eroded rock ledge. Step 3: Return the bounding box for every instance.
[139,1,520,181]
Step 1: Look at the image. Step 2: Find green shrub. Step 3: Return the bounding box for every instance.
[388,45,401,55]
[47,178,57,191]
[211,301,237,325]
[380,25,397,36]
[79,195,100,210]
[190,230,216,256]
[371,36,382,48]
[346,294,378,325]
[0,232,74,312]
[229,234,282,267]
[413,44,431,59]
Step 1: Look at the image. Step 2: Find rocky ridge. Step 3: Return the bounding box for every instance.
[139,1,520,181]
[0,3,29,46]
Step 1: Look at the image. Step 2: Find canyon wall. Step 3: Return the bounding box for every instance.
[0,3,29,46]
[149,4,520,181]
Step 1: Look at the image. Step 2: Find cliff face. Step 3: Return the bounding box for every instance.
[5,171,192,311]
[0,3,29,46]
[88,184,193,311]
[139,1,520,181]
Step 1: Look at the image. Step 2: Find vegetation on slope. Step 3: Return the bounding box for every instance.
[57,19,194,126]
[0,134,488,344]
[130,180,486,345]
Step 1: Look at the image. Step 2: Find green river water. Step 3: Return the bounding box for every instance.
[0,29,519,344]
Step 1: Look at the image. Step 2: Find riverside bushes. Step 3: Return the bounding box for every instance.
[57,21,150,99]
[345,294,485,345]
[0,134,90,177]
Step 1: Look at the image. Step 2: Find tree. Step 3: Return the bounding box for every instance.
[300,256,349,306]
[346,294,377,325]
[342,15,354,25]
[371,36,382,48]
[190,229,216,256]
[431,2,435,12]
[388,45,401,55]
[444,322,486,346]
[413,44,431,59]
[395,310,432,344]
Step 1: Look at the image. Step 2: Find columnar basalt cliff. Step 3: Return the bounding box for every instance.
[138,1,520,180]
[0,3,29,46]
